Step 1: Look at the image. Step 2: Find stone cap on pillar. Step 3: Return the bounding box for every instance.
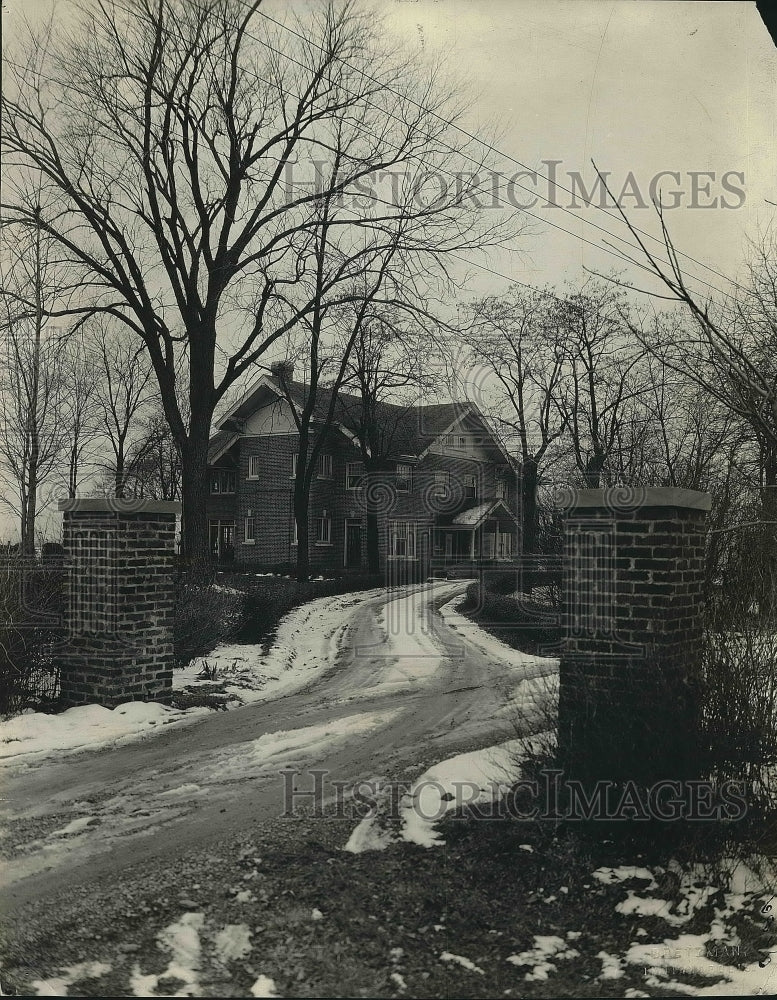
[556,486,712,513]
[58,498,182,515]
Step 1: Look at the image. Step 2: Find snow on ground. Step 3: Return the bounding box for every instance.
[174,586,394,704]
[506,933,581,981]
[438,594,558,722]
[0,583,423,766]
[592,859,777,996]
[31,962,112,997]
[344,736,537,853]
[0,701,210,765]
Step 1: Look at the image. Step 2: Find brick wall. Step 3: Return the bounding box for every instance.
[58,498,180,708]
[557,487,710,784]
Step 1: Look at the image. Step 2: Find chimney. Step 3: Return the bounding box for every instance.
[270,360,294,383]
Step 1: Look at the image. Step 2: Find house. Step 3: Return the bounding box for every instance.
[206,367,520,574]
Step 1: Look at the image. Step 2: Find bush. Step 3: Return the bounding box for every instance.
[0,558,65,715]
[173,580,248,665]
[459,579,561,655]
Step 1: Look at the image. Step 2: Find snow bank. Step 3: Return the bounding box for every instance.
[0,701,209,765]
[343,736,535,853]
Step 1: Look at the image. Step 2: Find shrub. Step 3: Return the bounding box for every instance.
[0,558,65,715]
[173,579,248,665]
[459,579,561,655]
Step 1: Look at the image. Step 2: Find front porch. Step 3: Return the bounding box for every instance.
[432,499,517,567]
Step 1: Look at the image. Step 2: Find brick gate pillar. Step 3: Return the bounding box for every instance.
[557,487,710,785]
[58,498,181,708]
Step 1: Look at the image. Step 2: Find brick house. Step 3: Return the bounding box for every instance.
[206,369,519,574]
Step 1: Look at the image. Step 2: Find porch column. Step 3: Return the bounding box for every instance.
[470,529,476,559]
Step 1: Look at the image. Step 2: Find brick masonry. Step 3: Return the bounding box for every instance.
[557,487,711,784]
[58,498,181,708]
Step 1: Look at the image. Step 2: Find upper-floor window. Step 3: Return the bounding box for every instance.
[318,453,333,479]
[496,477,508,500]
[316,515,332,545]
[291,453,298,478]
[465,475,477,500]
[458,435,467,448]
[346,462,364,490]
[210,470,236,494]
[248,455,260,480]
[433,470,449,498]
[396,463,412,493]
[244,516,256,543]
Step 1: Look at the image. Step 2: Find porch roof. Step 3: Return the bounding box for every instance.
[452,499,517,529]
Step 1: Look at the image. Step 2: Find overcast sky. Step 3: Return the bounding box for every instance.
[377,0,777,299]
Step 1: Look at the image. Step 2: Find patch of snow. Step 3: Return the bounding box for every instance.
[310,908,324,921]
[592,866,659,889]
[343,738,524,853]
[250,975,279,998]
[506,935,580,982]
[596,950,624,980]
[439,952,484,975]
[0,701,209,765]
[625,933,777,996]
[214,924,252,963]
[31,962,111,996]
[390,971,407,991]
[130,911,204,996]
[49,816,97,837]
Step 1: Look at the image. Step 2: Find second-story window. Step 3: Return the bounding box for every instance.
[210,470,236,494]
[291,453,298,478]
[346,462,364,489]
[318,453,333,479]
[433,471,449,498]
[496,477,508,500]
[248,455,260,479]
[465,475,477,500]
[396,463,412,493]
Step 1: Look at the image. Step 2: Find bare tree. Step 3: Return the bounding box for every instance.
[555,280,645,489]
[461,287,568,554]
[0,216,70,553]
[2,0,513,574]
[58,334,102,498]
[90,320,154,498]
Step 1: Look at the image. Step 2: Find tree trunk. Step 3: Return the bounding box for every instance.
[294,490,311,582]
[583,450,606,489]
[179,433,210,579]
[759,443,777,622]
[520,456,539,556]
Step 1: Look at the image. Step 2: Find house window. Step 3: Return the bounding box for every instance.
[458,435,467,448]
[316,515,332,545]
[291,453,298,478]
[318,453,333,479]
[346,462,364,489]
[434,471,449,498]
[442,434,453,447]
[244,516,256,544]
[389,521,416,559]
[292,518,298,546]
[496,477,508,500]
[210,470,236,494]
[248,456,260,479]
[465,475,477,500]
[396,463,412,493]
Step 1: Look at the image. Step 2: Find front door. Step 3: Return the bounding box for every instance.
[345,520,362,568]
[444,532,453,559]
[209,520,235,562]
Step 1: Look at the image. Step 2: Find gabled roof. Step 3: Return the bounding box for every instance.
[208,430,239,464]
[452,499,517,528]
[212,374,511,464]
